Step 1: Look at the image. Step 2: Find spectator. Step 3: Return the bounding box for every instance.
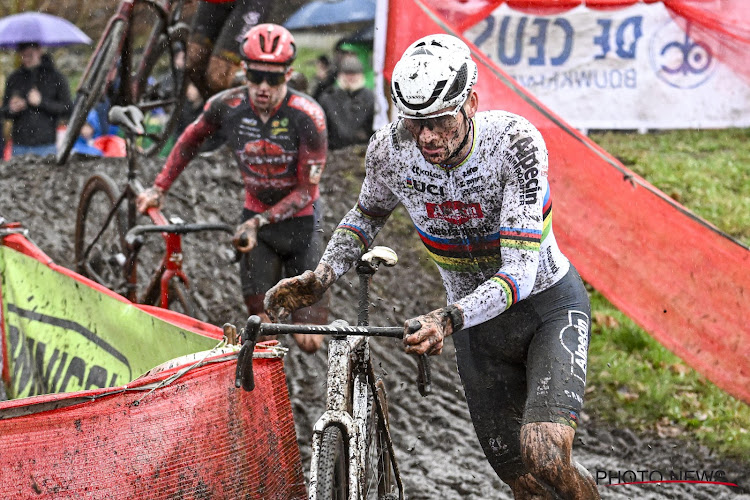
[287,71,308,94]
[311,54,333,101]
[317,55,374,150]
[1,42,71,157]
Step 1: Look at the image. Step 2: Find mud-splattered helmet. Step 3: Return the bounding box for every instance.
[391,34,477,119]
[240,23,296,66]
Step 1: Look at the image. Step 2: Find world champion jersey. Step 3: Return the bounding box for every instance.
[155,87,327,222]
[321,110,570,329]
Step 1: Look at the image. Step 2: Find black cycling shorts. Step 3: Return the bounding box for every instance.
[190,0,270,64]
[452,265,591,480]
[238,206,323,297]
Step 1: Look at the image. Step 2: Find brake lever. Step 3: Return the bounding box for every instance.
[234,315,262,391]
[406,319,431,397]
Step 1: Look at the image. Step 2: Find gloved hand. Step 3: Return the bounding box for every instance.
[403,305,464,356]
[136,186,164,214]
[264,263,335,323]
[233,214,267,253]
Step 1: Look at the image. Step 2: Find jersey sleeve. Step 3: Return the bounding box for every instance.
[455,120,549,329]
[265,94,328,222]
[320,131,400,279]
[154,95,222,191]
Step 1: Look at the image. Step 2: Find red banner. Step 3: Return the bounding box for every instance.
[383,0,750,403]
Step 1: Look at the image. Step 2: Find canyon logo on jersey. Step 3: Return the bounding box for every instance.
[426,200,484,225]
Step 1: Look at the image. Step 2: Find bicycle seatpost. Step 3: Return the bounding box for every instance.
[355,246,397,327]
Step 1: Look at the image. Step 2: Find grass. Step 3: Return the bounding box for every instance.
[586,129,750,462]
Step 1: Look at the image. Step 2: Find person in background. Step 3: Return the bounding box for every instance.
[287,71,308,94]
[137,24,329,353]
[310,54,333,101]
[317,55,374,150]
[1,42,71,157]
[186,0,271,99]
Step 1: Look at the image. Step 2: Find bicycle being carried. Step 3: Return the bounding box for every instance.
[235,246,430,500]
[75,105,237,318]
[56,0,191,164]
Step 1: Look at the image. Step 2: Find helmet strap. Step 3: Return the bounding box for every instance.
[443,107,472,167]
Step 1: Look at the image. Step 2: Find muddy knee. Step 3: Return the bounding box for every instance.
[520,422,573,480]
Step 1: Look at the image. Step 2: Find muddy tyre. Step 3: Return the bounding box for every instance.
[74,174,128,293]
[315,425,348,500]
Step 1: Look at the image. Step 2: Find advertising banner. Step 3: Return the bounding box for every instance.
[464,3,750,130]
[0,245,219,399]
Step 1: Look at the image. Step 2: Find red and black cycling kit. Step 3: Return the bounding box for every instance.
[154,86,327,222]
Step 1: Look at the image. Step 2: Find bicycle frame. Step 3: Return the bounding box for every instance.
[76,0,185,106]
[235,248,431,500]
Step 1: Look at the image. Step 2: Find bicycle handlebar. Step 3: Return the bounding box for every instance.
[234,315,432,397]
[125,222,234,246]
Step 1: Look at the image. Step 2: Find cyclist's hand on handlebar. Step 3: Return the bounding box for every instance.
[264,263,335,322]
[136,186,164,214]
[403,305,464,356]
[232,217,261,253]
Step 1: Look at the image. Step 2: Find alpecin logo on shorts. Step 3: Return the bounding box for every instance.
[559,310,589,385]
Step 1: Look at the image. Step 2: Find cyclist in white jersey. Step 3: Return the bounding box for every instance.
[265,34,600,499]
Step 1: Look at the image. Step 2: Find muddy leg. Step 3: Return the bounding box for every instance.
[520,422,600,500]
[205,57,242,96]
[186,41,213,99]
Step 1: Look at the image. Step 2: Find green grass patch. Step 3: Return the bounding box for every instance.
[586,129,750,462]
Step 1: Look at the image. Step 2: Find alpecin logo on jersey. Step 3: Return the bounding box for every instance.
[426,201,484,225]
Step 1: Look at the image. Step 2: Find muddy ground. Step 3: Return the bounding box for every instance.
[2,147,748,499]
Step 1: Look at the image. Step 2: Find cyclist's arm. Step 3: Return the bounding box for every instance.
[154,101,220,192]
[319,141,400,280]
[453,126,548,330]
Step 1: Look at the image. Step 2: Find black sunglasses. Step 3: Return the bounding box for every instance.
[246,69,287,86]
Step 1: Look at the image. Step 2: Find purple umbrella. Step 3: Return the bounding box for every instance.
[0,12,91,49]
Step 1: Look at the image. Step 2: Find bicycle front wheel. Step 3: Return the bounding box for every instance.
[316,426,349,500]
[57,20,126,165]
[364,379,398,500]
[75,174,128,293]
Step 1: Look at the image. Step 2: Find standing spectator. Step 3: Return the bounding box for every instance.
[136,24,329,353]
[310,54,333,101]
[317,55,374,150]
[1,42,71,157]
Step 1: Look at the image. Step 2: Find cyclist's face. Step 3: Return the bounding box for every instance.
[403,107,470,165]
[245,62,290,113]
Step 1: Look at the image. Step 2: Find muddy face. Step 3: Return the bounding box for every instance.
[403,112,470,165]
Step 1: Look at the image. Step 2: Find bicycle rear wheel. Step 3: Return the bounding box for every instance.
[57,20,126,165]
[129,2,188,156]
[75,174,128,293]
[315,426,349,500]
[364,379,398,500]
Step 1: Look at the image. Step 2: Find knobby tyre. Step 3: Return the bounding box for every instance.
[316,426,349,500]
[74,174,128,293]
[57,20,126,165]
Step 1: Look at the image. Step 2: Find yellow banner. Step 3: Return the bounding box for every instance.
[0,246,219,399]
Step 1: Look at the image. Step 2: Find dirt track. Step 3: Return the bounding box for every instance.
[2,148,748,499]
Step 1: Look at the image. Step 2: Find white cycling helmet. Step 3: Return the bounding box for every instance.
[391,34,478,119]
